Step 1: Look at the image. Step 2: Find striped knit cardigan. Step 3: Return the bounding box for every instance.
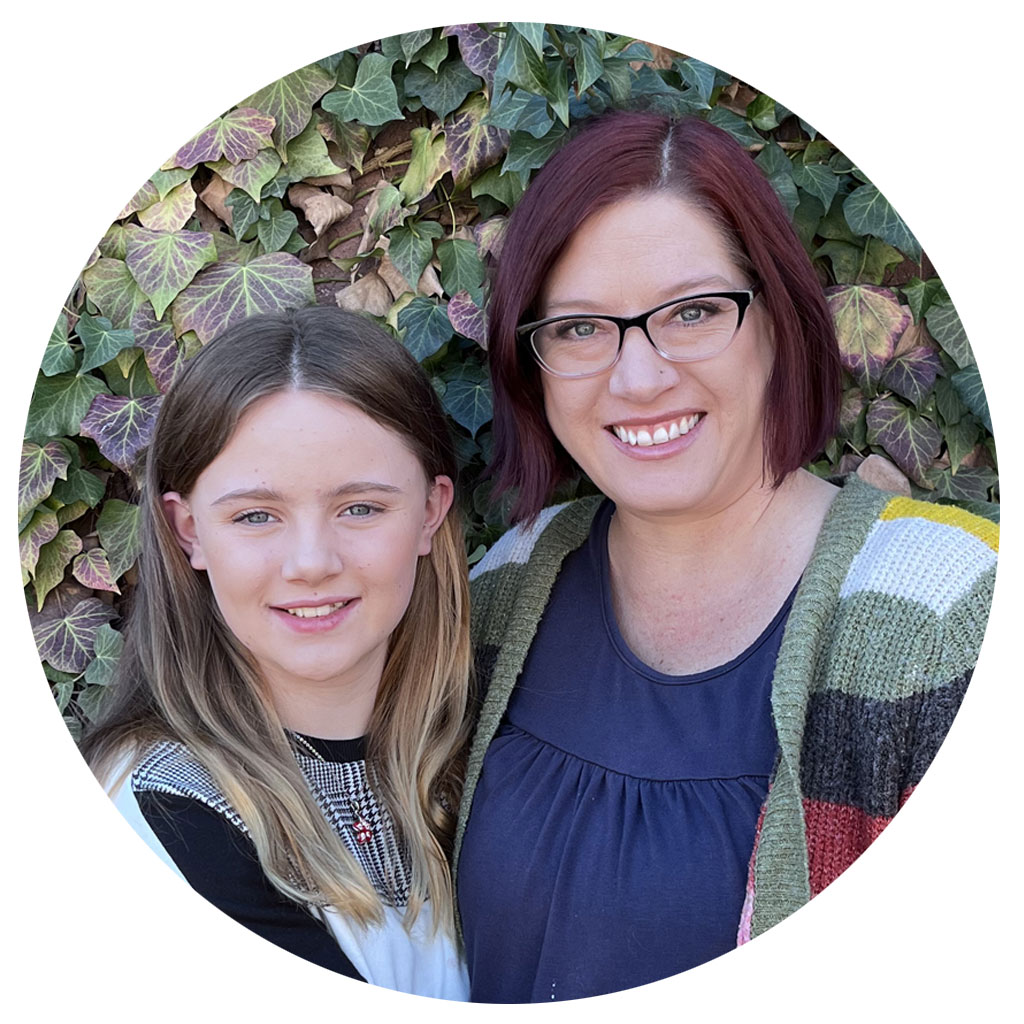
[452,474,997,944]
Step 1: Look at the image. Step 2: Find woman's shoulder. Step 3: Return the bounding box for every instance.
[828,473,998,610]
[469,496,602,584]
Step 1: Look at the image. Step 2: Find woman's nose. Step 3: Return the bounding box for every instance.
[607,325,681,401]
[280,522,344,584]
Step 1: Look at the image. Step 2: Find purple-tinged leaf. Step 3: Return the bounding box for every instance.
[170,254,315,344]
[81,257,148,328]
[448,291,488,348]
[79,394,162,474]
[118,178,160,218]
[444,24,500,88]
[75,313,137,375]
[206,149,282,201]
[33,530,83,610]
[865,396,943,485]
[20,441,70,521]
[473,216,508,260]
[32,595,117,674]
[72,548,120,594]
[838,388,866,438]
[447,95,508,186]
[25,371,108,441]
[96,499,141,580]
[130,304,180,392]
[827,284,909,391]
[240,64,336,153]
[929,466,998,504]
[19,508,58,584]
[170,107,276,169]
[137,180,198,233]
[880,345,943,408]
[124,225,218,320]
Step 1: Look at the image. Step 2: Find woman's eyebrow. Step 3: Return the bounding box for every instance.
[543,276,739,314]
[210,481,404,506]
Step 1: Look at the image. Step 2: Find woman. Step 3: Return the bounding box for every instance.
[454,112,997,1002]
[83,306,470,997]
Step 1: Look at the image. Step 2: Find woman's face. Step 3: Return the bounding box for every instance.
[537,192,775,522]
[163,390,452,713]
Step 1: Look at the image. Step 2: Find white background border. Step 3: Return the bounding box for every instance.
[4,4,1019,1020]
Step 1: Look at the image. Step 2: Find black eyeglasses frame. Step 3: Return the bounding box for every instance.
[516,287,759,379]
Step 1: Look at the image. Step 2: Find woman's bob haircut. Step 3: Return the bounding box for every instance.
[486,110,842,523]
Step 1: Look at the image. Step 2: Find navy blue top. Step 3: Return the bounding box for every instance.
[458,501,788,1002]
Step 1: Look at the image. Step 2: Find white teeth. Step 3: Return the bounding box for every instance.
[284,601,347,618]
[613,414,702,447]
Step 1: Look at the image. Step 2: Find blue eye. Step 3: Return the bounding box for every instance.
[343,503,378,518]
[234,510,273,525]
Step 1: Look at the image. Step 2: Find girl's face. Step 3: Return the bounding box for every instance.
[163,390,452,725]
[537,192,775,522]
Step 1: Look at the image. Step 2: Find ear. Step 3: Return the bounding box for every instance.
[162,492,207,570]
[418,475,455,556]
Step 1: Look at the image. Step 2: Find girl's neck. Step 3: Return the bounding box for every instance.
[266,660,383,741]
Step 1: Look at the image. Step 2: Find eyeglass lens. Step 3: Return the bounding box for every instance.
[532,295,742,376]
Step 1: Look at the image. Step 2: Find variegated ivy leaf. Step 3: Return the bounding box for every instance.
[79,394,162,474]
[84,623,125,687]
[34,529,84,609]
[447,95,508,186]
[19,441,71,521]
[75,313,137,376]
[792,161,838,212]
[171,254,315,344]
[42,312,76,375]
[32,595,117,674]
[207,149,282,202]
[929,466,998,504]
[150,167,194,200]
[25,371,108,442]
[879,345,943,409]
[51,466,106,509]
[440,363,492,437]
[503,125,568,177]
[485,86,555,138]
[950,364,992,432]
[901,277,946,323]
[398,28,434,64]
[827,285,909,391]
[137,180,198,233]
[495,24,549,96]
[843,183,921,262]
[866,396,943,485]
[118,178,160,219]
[437,239,485,303]
[366,183,408,238]
[444,24,500,88]
[124,225,218,321]
[19,508,59,584]
[81,258,148,328]
[240,64,336,154]
[282,120,343,182]
[57,500,90,528]
[405,59,482,120]
[130,304,180,392]
[170,107,276,168]
[474,216,507,260]
[925,298,974,368]
[96,499,142,580]
[398,297,453,361]
[256,201,299,253]
[448,291,488,347]
[400,126,449,204]
[388,220,444,291]
[316,113,370,176]
[73,548,120,594]
[321,53,403,128]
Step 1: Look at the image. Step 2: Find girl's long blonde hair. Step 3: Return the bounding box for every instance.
[82,306,472,933]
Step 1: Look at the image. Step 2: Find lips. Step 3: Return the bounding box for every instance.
[270,597,358,633]
[607,412,705,447]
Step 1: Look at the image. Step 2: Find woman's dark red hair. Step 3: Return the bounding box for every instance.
[486,110,841,523]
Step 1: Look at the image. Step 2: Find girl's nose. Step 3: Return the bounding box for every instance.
[280,522,344,584]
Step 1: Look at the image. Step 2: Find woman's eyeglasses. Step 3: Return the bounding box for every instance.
[517,288,758,379]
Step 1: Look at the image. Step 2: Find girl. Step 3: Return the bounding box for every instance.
[83,305,471,997]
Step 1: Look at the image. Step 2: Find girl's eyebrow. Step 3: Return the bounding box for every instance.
[210,481,405,507]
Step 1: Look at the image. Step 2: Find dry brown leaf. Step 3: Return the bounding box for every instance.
[199,174,234,226]
[893,319,938,358]
[335,271,392,317]
[377,252,411,299]
[306,169,353,188]
[855,454,912,495]
[287,184,354,238]
[417,264,443,299]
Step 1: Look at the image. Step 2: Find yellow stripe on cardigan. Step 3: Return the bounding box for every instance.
[880,496,999,552]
